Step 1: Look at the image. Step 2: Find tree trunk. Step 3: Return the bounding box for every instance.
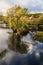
[12,29,21,51]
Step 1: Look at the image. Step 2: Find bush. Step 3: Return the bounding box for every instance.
[33,31,43,42]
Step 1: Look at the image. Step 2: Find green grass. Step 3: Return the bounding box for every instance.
[33,31,43,42]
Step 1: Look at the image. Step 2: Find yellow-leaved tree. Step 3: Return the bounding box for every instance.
[6,5,28,52]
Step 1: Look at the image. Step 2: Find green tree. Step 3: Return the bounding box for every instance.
[0,11,4,22]
[6,6,28,34]
[38,16,43,31]
[6,5,28,51]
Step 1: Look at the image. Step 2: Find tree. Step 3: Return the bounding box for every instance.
[0,11,4,22]
[6,5,28,51]
[38,17,43,31]
[6,5,28,34]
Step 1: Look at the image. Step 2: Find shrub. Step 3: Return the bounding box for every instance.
[33,31,43,42]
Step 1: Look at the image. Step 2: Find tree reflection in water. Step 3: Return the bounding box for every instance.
[8,33,28,53]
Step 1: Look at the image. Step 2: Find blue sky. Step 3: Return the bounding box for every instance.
[0,0,43,14]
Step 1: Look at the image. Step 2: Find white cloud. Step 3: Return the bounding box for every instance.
[17,0,29,6]
[0,0,10,14]
[0,0,43,14]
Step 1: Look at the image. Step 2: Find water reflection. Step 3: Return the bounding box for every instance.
[8,33,28,53]
[1,50,43,65]
[0,29,43,65]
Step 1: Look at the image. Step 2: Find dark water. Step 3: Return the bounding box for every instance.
[0,29,43,65]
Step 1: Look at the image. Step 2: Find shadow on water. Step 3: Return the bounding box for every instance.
[1,32,43,65]
[8,33,28,53]
[0,49,7,59]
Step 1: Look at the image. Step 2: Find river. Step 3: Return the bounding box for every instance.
[0,29,43,65]
[0,28,12,50]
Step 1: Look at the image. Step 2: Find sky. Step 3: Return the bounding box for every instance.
[0,0,43,14]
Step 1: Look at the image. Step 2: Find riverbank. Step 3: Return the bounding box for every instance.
[33,31,43,43]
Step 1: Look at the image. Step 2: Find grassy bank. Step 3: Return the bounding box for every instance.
[33,31,43,42]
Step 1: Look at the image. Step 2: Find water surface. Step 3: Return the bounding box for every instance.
[0,29,43,65]
[0,28,12,49]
